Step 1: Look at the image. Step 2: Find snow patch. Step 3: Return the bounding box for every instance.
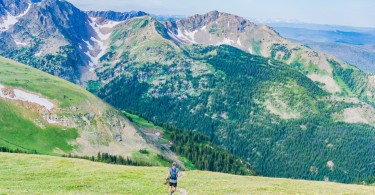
[85,17,121,66]
[83,40,93,50]
[100,20,122,29]
[91,37,106,66]
[184,29,197,43]
[236,37,242,46]
[14,40,27,46]
[89,17,120,40]
[0,3,31,32]
[0,84,54,110]
[176,28,197,43]
[47,118,59,124]
[167,29,183,44]
[35,50,42,57]
[248,48,253,54]
[216,37,234,46]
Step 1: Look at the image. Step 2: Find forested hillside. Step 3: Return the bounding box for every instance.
[98,39,374,183]
[124,111,256,175]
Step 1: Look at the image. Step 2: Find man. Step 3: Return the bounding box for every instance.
[165,162,181,194]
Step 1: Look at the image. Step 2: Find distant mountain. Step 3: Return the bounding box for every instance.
[86,10,148,21]
[151,14,185,21]
[267,22,375,34]
[301,41,375,74]
[0,0,142,83]
[266,23,375,73]
[165,11,374,103]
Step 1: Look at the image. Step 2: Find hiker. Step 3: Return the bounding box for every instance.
[165,162,182,194]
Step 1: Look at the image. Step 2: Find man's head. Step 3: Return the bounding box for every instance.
[172,162,177,167]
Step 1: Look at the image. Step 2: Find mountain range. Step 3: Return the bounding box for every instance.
[267,22,375,74]
[0,0,374,183]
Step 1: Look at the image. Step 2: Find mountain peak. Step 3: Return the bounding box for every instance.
[170,10,257,32]
[164,10,261,46]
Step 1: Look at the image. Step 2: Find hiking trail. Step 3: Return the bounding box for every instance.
[179,172,188,195]
[179,188,188,195]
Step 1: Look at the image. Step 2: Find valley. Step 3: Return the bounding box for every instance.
[0,0,374,187]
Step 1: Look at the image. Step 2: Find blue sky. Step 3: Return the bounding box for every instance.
[67,0,375,27]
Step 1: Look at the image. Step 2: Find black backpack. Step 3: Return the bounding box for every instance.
[170,168,178,180]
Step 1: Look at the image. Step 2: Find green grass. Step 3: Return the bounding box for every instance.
[249,39,261,55]
[123,111,164,130]
[0,153,373,195]
[124,112,197,170]
[0,57,91,107]
[0,100,78,155]
[178,156,197,170]
[0,56,120,156]
[334,74,355,97]
[131,149,171,167]
[86,80,101,95]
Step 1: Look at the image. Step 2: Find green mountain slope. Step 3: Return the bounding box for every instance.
[166,11,375,106]
[91,17,375,183]
[0,57,151,156]
[0,56,255,175]
[0,153,374,194]
[123,111,256,175]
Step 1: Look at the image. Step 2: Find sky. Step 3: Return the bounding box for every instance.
[67,0,375,28]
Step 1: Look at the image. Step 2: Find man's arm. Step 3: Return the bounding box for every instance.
[178,169,182,177]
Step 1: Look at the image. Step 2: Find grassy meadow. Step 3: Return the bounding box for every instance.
[0,153,373,195]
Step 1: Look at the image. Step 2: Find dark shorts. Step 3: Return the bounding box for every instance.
[169,182,177,187]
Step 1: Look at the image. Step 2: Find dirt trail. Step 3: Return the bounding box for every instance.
[178,172,188,195]
[178,188,188,195]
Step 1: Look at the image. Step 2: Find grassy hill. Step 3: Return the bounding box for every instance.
[0,56,150,157]
[0,152,373,195]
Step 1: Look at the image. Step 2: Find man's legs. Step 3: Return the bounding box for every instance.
[171,183,177,193]
[168,185,172,194]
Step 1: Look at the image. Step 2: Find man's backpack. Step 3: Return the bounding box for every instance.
[170,168,178,180]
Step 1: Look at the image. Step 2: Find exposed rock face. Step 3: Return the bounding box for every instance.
[86,10,148,21]
[1,0,88,82]
[0,0,141,84]
[0,0,31,18]
[0,86,15,97]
